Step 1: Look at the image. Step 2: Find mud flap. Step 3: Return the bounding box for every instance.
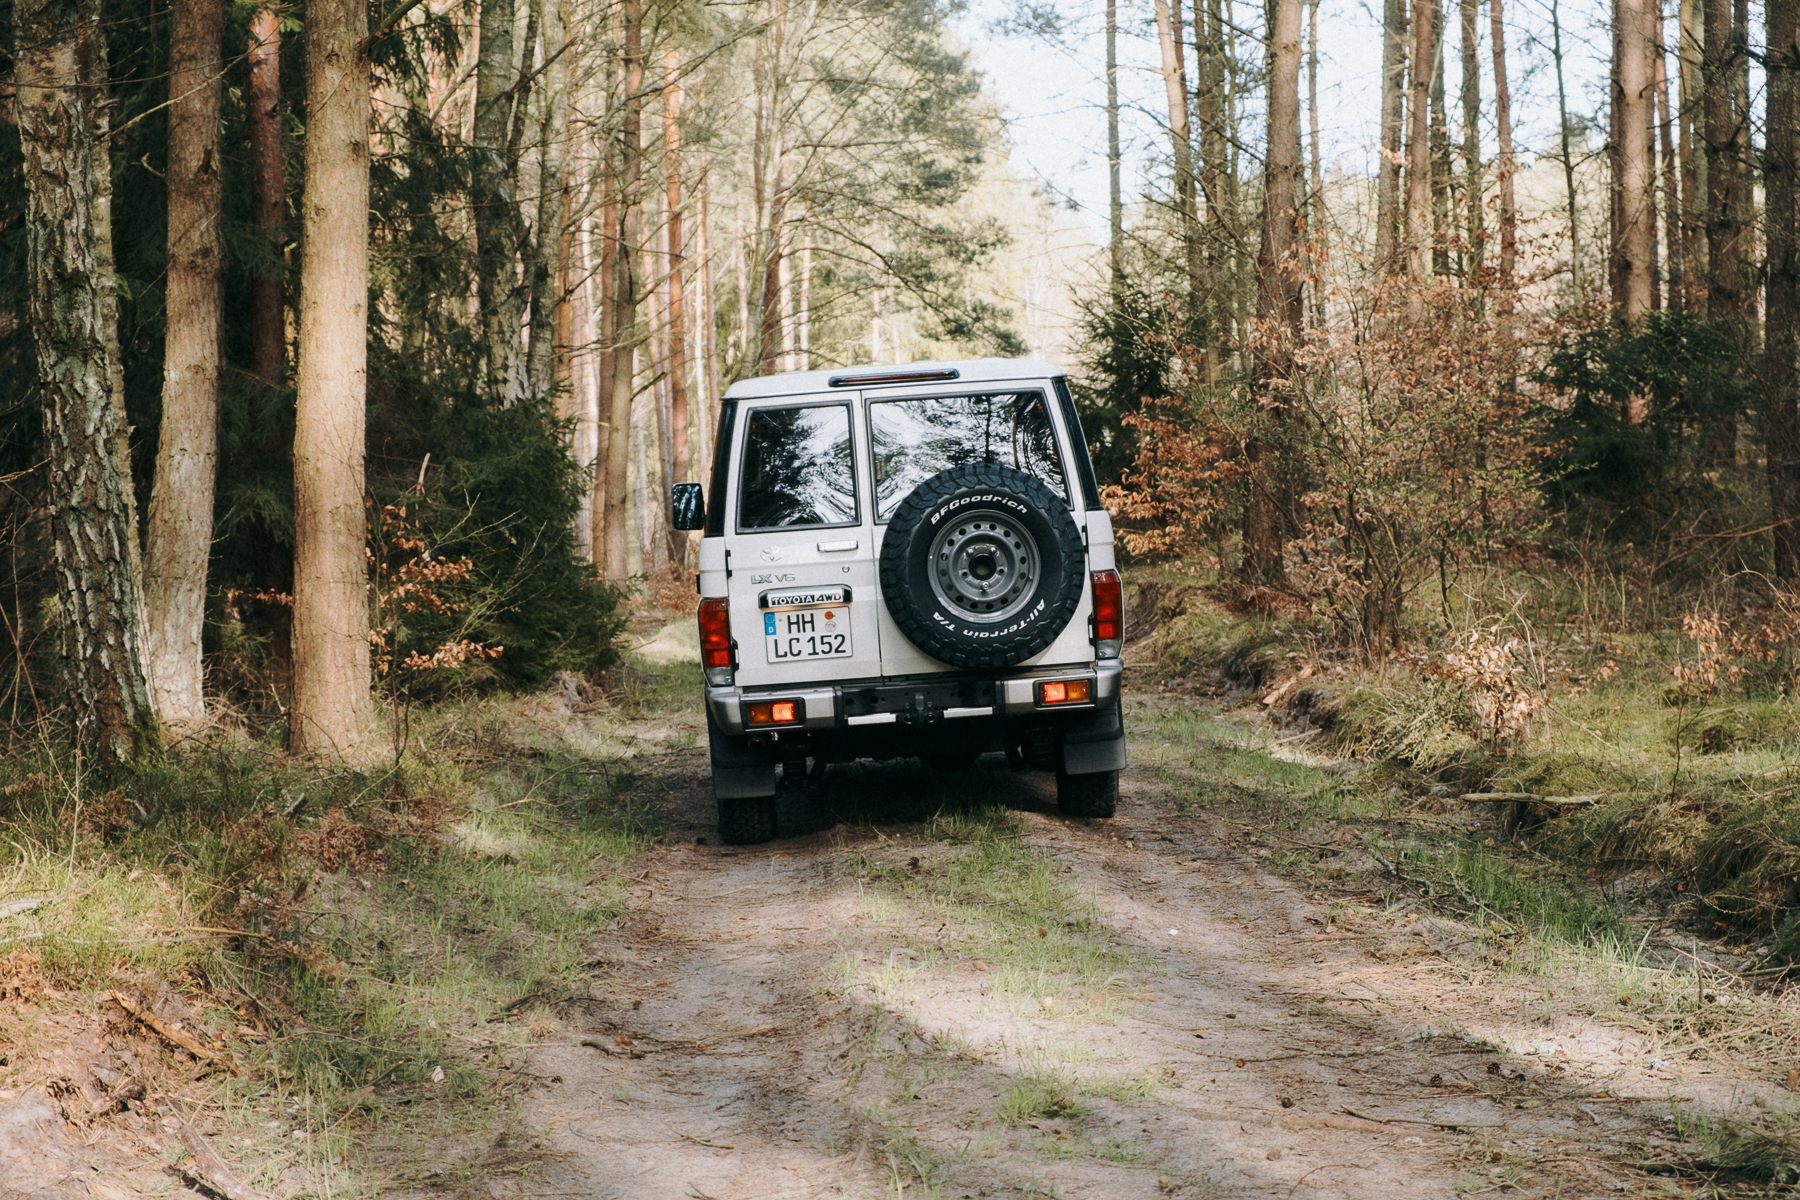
[1058,704,1127,776]
[708,704,777,798]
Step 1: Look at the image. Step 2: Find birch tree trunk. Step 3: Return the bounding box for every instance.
[1767,0,1800,577]
[291,0,376,756]
[145,0,224,724]
[248,7,285,383]
[16,0,160,766]
[1376,0,1408,273]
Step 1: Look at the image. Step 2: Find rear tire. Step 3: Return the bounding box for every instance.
[921,750,981,772]
[717,793,779,845]
[1055,767,1118,818]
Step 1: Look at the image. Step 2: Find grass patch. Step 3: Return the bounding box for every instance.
[840,804,1142,1010]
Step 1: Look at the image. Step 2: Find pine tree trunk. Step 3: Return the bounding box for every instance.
[1767,0,1800,577]
[604,0,644,577]
[1679,0,1707,313]
[525,0,570,401]
[1551,0,1585,299]
[1107,0,1125,290]
[1307,0,1324,327]
[1460,0,1483,283]
[248,7,285,383]
[145,0,224,724]
[473,0,530,407]
[1429,0,1451,277]
[664,46,692,570]
[1376,0,1408,273]
[291,0,375,757]
[1619,0,1656,327]
[1152,0,1202,315]
[1406,0,1434,277]
[1656,37,1684,309]
[1490,0,1518,295]
[1705,0,1747,323]
[1243,0,1303,583]
[592,150,618,566]
[1197,0,1227,375]
[16,0,160,766]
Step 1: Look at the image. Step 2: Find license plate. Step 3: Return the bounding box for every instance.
[764,606,852,662]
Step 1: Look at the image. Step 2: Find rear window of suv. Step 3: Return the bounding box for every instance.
[737,402,859,530]
[869,392,1066,520]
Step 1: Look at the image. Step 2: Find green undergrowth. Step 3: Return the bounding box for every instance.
[1133,565,1800,973]
[0,670,678,1194]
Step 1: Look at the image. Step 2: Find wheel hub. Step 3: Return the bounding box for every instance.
[928,511,1039,623]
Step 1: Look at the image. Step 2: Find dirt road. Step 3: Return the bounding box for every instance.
[507,694,1756,1199]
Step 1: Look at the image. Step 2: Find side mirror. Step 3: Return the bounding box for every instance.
[671,482,706,530]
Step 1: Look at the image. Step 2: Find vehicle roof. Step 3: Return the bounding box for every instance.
[721,358,1067,401]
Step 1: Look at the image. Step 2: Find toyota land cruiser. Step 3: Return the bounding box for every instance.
[669,358,1125,844]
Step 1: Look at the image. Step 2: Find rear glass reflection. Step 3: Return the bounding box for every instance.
[870,392,1066,519]
[738,404,858,530]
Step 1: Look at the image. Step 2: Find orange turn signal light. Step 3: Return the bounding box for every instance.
[1039,679,1091,705]
[746,699,802,726]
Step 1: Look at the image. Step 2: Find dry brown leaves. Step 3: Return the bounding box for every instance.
[0,946,46,1004]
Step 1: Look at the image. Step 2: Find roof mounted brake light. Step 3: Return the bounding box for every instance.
[827,368,961,388]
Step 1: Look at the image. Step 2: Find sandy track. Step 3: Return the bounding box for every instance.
[511,730,1702,1200]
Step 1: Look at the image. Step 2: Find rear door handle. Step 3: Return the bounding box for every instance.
[817,539,859,552]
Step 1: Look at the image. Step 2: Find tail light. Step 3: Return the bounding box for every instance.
[698,597,735,686]
[1091,569,1122,659]
[1039,679,1092,705]
[746,699,803,726]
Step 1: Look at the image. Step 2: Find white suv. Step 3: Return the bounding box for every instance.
[670,358,1125,844]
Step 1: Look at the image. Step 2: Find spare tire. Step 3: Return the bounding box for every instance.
[879,464,1085,669]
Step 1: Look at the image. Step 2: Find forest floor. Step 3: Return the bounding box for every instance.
[5,629,1799,1199]
[451,668,1800,1198]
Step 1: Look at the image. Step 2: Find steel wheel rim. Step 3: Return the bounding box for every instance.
[926,508,1040,624]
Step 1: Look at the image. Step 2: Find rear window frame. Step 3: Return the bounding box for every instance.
[732,397,863,535]
[865,387,1076,524]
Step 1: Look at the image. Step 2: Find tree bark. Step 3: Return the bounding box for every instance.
[525,0,570,402]
[1307,0,1324,327]
[1406,0,1434,277]
[291,0,376,756]
[1107,0,1124,290]
[1656,35,1684,309]
[1551,0,1584,299]
[1197,0,1227,374]
[664,44,692,570]
[1429,0,1451,277]
[1152,0,1202,314]
[1243,0,1303,583]
[248,7,285,383]
[604,0,644,577]
[1704,0,1748,323]
[592,146,618,566]
[1376,0,1408,273]
[1490,0,1517,296]
[145,0,224,724]
[1460,0,1483,284]
[1618,0,1656,325]
[1767,0,1800,577]
[16,0,160,766]
[473,0,531,407]
[1679,0,1707,313]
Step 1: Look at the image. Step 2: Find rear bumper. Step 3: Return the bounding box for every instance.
[704,658,1122,735]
